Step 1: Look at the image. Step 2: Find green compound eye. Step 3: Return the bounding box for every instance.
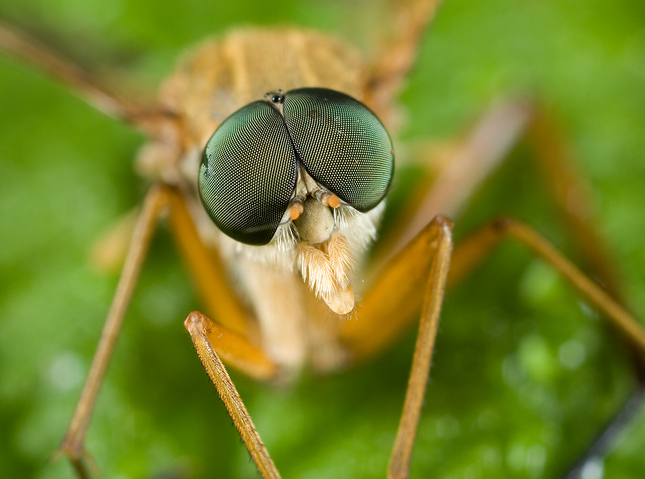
[198,101,298,246]
[282,88,394,212]
[199,88,394,246]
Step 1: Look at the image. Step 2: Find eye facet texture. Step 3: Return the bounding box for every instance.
[283,88,394,212]
[199,101,298,245]
[199,88,394,245]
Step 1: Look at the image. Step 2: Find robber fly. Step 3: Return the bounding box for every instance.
[1,0,645,478]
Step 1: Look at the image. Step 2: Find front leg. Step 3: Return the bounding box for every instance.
[385,216,454,479]
[343,214,645,478]
[184,311,280,479]
[182,216,454,479]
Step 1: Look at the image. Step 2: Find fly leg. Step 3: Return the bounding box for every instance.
[341,216,645,478]
[449,218,645,478]
[184,311,280,479]
[375,100,645,477]
[168,186,282,477]
[164,187,251,337]
[56,185,168,479]
[387,217,453,479]
[363,0,443,118]
[0,19,170,132]
[448,218,645,352]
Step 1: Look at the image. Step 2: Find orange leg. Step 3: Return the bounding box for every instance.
[183,216,454,479]
[387,217,453,479]
[184,311,280,479]
[345,217,645,363]
[57,185,168,479]
[184,310,277,381]
[364,0,443,120]
[341,218,645,478]
[373,100,645,474]
[378,99,531,261]
[448,218,645,351]
[57,182,272,478]
[0,19,170,132]
[165,187,252,338]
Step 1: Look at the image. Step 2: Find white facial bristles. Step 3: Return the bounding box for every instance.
[298,244,336,295]
[333,203,383,249]
[325,233,354,287]
[297,233,356,315]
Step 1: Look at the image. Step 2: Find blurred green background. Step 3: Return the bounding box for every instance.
[1,0,645,478]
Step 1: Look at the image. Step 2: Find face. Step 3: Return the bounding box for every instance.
[1,0,645,478]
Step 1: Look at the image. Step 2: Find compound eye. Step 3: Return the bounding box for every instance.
[282,88,394,212]
[199,101,298,245]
